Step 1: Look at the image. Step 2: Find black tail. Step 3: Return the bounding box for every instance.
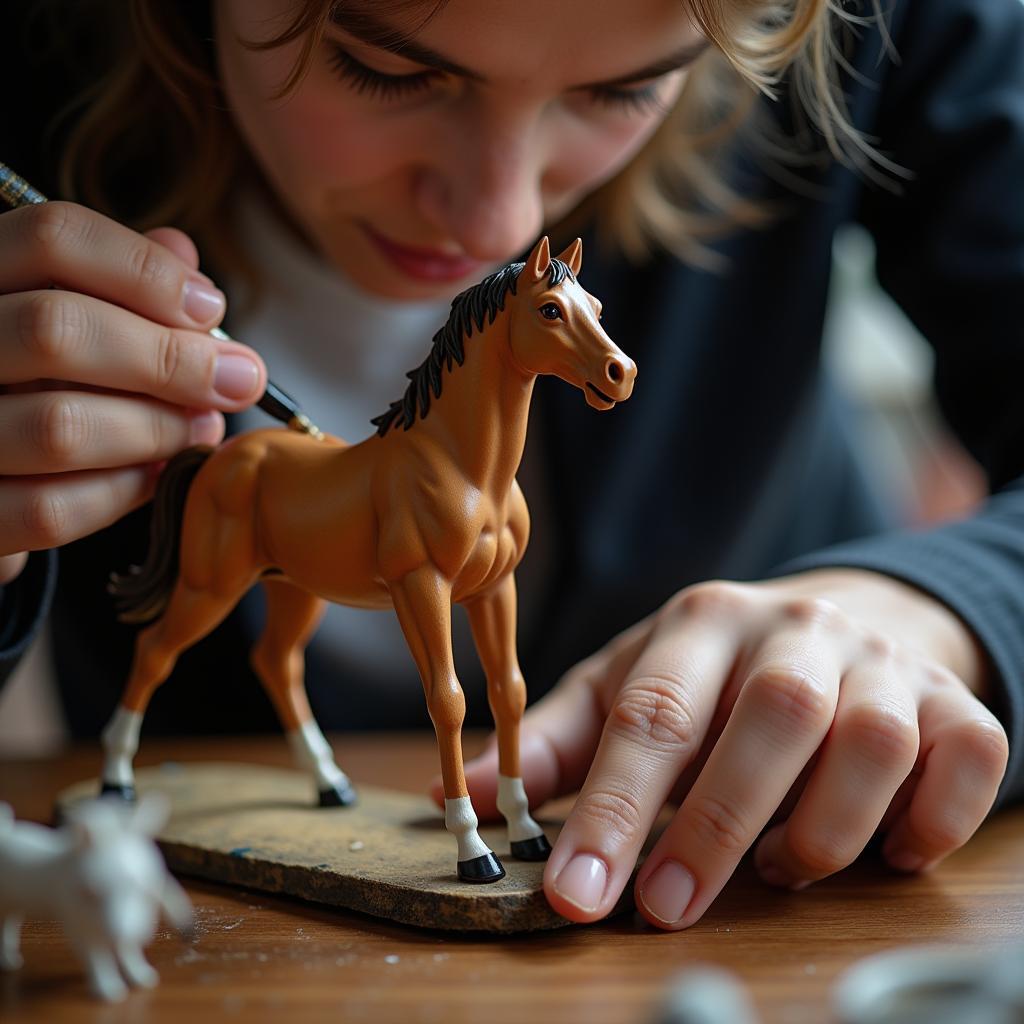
[108,446,214,624]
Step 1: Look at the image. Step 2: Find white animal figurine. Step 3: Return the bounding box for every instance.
[0,794,192,1001]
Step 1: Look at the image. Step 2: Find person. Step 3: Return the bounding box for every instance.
[1,0,1021,930]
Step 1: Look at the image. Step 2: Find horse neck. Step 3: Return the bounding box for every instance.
[423,311,535,491]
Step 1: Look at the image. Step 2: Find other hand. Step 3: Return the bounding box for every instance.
[440,568,1009,929]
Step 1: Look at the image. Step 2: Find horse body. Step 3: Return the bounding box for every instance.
[101,237,635,884]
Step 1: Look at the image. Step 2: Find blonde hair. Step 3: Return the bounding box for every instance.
[57,0,897,278]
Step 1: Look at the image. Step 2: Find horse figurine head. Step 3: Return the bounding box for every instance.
[507,236,636,410]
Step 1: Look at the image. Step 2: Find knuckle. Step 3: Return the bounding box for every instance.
[911,811,970,853]
[667,580,751,621]
[21,484,71,549]
[574,788,644,844]
[144,405,178,460]
[608,678,699,752]
[19,292,83,365]
[744,666,832,733]
[154,328,186,389]
[782,596,845,630]
[126,238,175,295]
[786,830,851,877]
[685,794,751,856]
[923,663,963,691]
[954,721,1010,781]
[861,631,901,663]
[24,201,82,259]
[840,703,919,772]
[31,393,91,462]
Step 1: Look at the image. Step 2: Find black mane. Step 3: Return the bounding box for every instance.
[370,258,574,436]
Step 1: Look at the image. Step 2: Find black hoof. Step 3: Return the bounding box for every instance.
[99,782,136,802]
[458,852,506,884]
[318,781,358,807]
[511,834,552,861]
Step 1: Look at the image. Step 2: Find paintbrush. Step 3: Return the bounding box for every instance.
[0,161,323,439]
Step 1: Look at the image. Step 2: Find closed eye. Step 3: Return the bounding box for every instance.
[326,43,438,100]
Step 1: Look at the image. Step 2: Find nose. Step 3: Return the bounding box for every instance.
[413,113,546,264]
[604,355,636,396]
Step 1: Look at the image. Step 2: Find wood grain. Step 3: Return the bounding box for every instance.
[2,733,1023,1024]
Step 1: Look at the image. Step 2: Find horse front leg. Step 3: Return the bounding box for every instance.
[465,574,551,862]
[390,567,504,884]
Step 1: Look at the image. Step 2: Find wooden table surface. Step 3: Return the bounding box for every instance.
[1,732,1022,1024]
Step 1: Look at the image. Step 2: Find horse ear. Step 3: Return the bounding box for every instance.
[523,236,550,284]
[556,238,583,276]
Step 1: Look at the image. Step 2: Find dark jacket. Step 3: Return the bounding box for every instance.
[2,0,1023,811]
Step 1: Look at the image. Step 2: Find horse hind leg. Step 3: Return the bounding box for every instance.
[251,580,356,807]
[100,577,252,800]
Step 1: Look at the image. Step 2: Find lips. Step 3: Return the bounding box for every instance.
[362,223,484,284]
[586,382,616,409]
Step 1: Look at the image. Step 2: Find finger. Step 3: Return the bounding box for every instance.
[881,679,1009,872]
[754,656,920,889]
[0,390,224,475]
[0,552,28,584]
[0,202,226,329]
[144,227,200,271]
[0,465,162,555]
[544,605,740,923]
[633,618,842,930]
[1,291,266,408]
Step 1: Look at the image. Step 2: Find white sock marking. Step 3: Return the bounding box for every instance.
[287,720,350,791]
[444,797,491,862]
[100,707,143,787]
[496,774,544,843]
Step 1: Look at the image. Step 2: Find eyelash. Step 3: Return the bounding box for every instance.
[325,43,664,115]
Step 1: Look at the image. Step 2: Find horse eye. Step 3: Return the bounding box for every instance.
[540,303,563,321]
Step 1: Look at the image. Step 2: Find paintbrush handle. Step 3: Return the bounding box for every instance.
[0,162,47,206]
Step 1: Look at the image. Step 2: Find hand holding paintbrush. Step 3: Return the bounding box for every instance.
[0,163,273,584]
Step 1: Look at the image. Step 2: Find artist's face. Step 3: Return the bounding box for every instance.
[215,0,706,300]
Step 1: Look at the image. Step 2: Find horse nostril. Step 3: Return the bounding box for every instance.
[607,361,623,384]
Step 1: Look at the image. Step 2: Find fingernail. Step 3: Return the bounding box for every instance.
[213,354,260,401]
[553,854,608,913]
[189,410,223,445]
[638,859,695,925]
[184,279,226,324]
[887,849,926,873]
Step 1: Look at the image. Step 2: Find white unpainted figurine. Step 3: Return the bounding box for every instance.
[0,794,192,1001]
[653,966,761,1024]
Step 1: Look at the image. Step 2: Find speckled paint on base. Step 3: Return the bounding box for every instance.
[55,763,632,933]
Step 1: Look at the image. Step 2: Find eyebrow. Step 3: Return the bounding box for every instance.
[327,9,711,88]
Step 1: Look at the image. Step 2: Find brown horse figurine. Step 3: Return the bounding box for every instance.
[101,236,636,883]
